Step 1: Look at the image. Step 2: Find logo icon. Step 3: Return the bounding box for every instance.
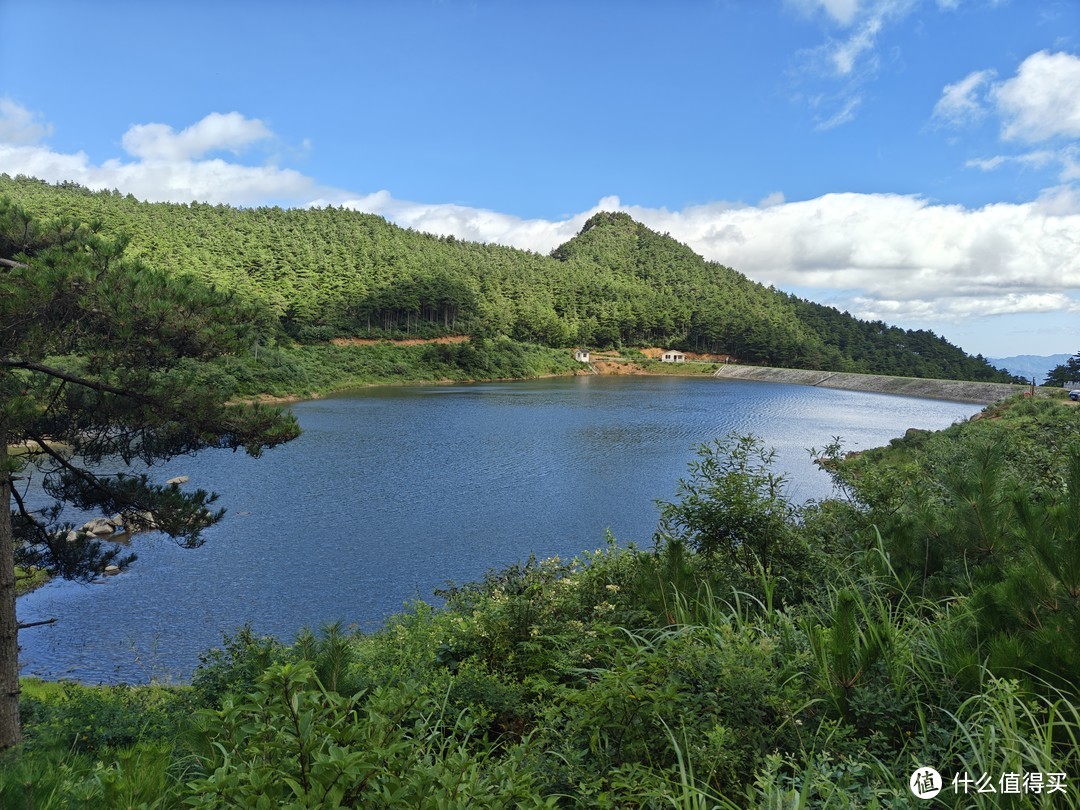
[910,767,943,799]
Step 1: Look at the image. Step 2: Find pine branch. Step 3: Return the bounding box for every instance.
[0,360,160,403]
[23,431,113,498]
[0,358,158,403]
[8,485,50,545]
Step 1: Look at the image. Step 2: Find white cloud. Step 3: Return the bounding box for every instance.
[815,95,862,130]
[121,112,275,161]
[932,69,995,127]
[0,111,323,207]
[799,0,917,76]
[0,98,53,146]
[828,14,883,75]
[1035,183,1080,215]
[790,0,862,27]
[332,192,616,254]
[944,53,1080,196]
[854,291,1078,323]
[993,51,1080,142]
[965,148,1063,174]
[965,155,1007,171]
[792,0,918,128]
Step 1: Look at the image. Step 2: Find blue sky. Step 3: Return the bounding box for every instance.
[1,0,1078,360]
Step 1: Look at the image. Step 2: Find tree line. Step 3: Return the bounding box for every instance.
[0,174,1021,382]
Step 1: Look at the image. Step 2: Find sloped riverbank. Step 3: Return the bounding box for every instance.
[710,364,1028,404]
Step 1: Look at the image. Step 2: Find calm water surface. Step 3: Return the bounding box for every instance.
[17,376,979,682]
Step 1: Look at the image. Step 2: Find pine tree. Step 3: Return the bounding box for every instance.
[0,200,299,749]
[1043,351,1080,387]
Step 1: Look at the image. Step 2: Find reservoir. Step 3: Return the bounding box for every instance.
[17,376,980,683]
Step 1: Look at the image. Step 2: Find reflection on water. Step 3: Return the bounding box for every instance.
[17,376,979,683]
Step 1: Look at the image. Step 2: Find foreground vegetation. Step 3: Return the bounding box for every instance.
[5,393,1078,807]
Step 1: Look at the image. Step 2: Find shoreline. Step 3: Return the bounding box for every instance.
[229,339,1034,407]
[244,360,1029,407]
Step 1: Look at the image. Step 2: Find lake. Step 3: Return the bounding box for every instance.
[16,375,980,683]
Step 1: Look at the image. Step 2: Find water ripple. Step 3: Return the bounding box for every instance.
[17,376,978,683]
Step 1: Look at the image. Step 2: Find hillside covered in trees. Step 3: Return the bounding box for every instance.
[1,174,1017,383]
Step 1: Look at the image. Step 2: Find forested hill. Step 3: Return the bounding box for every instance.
[1,175,1016,381]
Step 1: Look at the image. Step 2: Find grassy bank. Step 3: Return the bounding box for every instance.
[218,336,585,399]
[14,567,47,596]
[225,338,1029,404]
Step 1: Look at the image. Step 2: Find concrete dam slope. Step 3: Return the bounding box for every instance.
[711,365,1027,405]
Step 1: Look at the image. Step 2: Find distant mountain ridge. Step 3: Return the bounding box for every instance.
[987,354,1070,384]
[0,175,1020,383]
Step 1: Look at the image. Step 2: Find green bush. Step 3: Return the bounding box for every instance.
[19,681,191,756]
[186,661,553,808]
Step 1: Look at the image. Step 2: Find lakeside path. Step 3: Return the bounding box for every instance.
[584,347,1030,405]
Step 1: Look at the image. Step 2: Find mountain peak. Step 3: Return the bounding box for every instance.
[579,210,639,234]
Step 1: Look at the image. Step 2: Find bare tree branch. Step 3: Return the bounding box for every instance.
[17,618,57,630]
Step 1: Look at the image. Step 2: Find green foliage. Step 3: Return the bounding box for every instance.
[1043,350,1080,387]
[189,625,288,708]
[13,565,47,595]
[0,743,184,809]
[655,435,821,605]
[824,397,1080,699]
[185,337,581,399]
[968,451,1080,695]
[18,681,190,756]
[0,176,1017,381]
[1,199,301,752]
[186,661,553,808]
[1,198,300,572]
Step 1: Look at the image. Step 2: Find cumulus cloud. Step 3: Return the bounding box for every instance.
[993,51,1080,142]
[855,291,1075,323]
[944,52,1080,190]
[0,111,324,207]
[0,98,53,145]
[121,112,275,161]
[941,52,1080,145]
[331,192,615,255]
